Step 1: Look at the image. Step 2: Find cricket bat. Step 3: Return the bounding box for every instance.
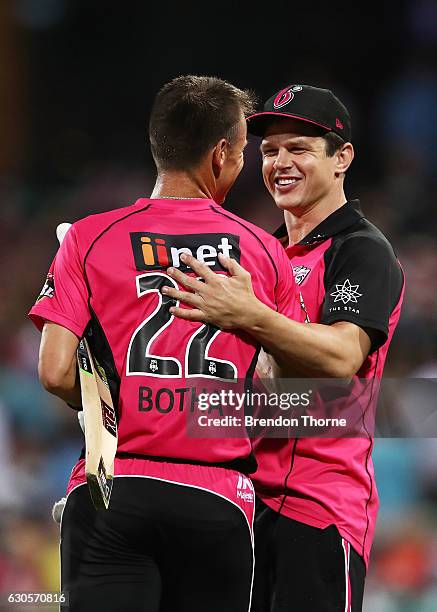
[57,223,118,510]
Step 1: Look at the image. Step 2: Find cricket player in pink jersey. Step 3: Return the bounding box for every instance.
[28,76,301,612]
[164,84,405,611]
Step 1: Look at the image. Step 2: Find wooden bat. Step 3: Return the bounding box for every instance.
[57,223,118,510]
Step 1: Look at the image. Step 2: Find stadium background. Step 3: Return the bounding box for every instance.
[1,1,437,610]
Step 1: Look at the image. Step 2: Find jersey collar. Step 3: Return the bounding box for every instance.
[136,197,219,211]
[273,199,365,246]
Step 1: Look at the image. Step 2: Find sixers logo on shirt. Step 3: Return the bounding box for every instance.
[130,232,241,272]
[293,265,311,286]
[273,84,303,109]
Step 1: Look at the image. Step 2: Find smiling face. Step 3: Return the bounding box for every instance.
[260,118,346,213]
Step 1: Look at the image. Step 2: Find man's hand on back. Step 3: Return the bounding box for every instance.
[163,252,268,330]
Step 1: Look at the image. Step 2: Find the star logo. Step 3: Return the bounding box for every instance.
[330,279,362,304]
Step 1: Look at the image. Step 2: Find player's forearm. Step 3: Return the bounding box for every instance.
[45,379,82,406]
[240,302,359,378]
[39,356,82,405]
[38,322,82,406]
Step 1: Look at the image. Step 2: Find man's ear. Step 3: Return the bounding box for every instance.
[335,142,354,176]
[212,138,228,178]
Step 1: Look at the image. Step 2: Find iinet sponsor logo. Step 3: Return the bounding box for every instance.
[131,232,241,272]
[236,475,254,503]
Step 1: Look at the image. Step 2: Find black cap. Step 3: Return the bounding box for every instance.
[247,84,352,141]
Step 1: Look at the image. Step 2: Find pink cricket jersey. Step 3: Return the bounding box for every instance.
[29,197,300,474]
[252,200,405,568]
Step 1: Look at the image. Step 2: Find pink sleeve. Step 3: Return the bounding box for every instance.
[28,225,90,337]
[273,240,303,322]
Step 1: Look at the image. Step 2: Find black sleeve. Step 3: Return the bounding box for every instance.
[321,234,404,352]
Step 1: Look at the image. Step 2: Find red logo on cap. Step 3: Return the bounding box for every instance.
[336,118,344,130]
[273,87,294,109]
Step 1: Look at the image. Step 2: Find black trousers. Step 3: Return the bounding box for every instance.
[251,498,366,612]
[61,478,253,612]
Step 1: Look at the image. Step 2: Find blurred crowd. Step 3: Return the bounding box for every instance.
[1,1,437,610]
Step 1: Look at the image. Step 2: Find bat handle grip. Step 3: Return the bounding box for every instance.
[56,222,72,245]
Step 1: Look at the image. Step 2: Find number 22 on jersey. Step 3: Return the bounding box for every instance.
[126,273,238,382]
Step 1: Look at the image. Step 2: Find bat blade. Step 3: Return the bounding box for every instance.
[77,337,117,510]
[56,222,118,511]
[87,459,113,511]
